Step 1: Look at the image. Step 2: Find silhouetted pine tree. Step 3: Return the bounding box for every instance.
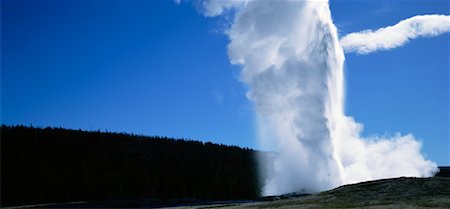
[0,125,261,207]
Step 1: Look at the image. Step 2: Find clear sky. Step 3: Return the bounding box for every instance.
[1,0,449,165]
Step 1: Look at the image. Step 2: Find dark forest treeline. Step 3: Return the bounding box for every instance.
[1,125,260,207]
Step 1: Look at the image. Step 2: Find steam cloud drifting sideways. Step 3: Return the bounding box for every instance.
[183,0,442,195]
[340,14,450,54]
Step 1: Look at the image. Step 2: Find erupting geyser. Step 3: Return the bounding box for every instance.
[194,0,440,195]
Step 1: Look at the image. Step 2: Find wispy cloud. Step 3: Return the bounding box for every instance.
[340,14,450,54]
[200,0,248,17]
[212,89,224,104]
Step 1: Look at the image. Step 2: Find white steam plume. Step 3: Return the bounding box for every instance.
[200,0,248,17]
[340,14,450,54]
[193,0,438,195]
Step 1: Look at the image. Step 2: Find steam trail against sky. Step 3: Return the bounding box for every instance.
[341,14,450,54]
[193,0,439,195]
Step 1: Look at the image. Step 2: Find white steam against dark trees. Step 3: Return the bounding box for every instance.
[195,0,440,195]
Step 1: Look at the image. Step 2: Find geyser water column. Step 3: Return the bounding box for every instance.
[226,0,345,195]
[221,0,438,196]
[196,0,438,196]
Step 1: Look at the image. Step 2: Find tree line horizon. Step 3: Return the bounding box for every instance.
[1,124,261,207]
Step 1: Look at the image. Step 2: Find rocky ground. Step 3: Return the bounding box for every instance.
[168,177,450,209]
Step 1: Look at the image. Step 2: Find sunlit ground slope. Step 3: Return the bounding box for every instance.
[171,177,450,209]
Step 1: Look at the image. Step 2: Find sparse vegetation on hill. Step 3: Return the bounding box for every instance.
[0,125,260,207]
[176,177,450,208]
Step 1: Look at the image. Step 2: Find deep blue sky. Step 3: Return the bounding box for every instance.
[1,0,449,165]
